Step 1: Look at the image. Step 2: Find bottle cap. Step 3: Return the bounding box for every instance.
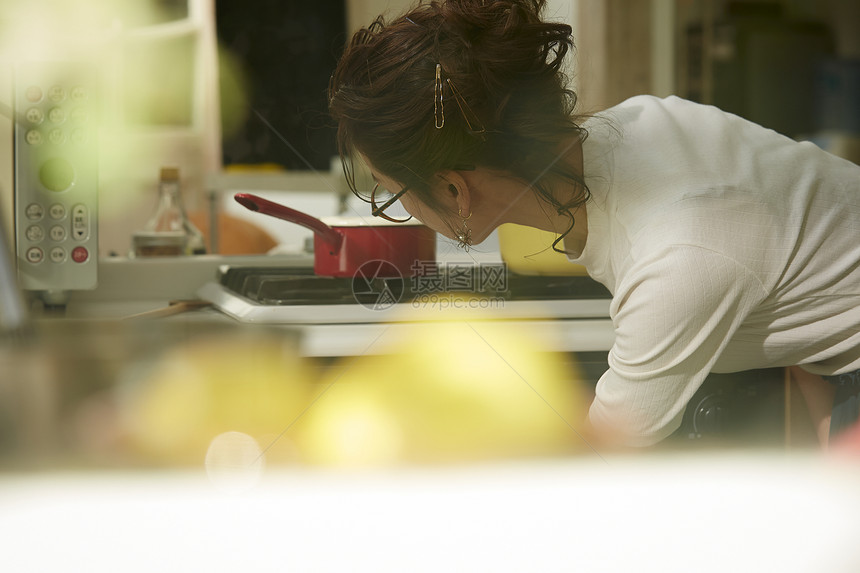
[160,167,180,181]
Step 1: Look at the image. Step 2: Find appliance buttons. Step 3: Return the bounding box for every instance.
[25,225,44,242]
[50,247,67,263]
[25,203,44,221]
[25,107,44,124]
[47,85,65,103]
[70,86,87,102]
[49,203,66,220]
[25,130,43,146]
[26,247,44,264]
[39,157,75,192]
[71,246,89,263]
[50,225,66,242]
[48,128,65,145]
[26,86,43,102]
[71,204,88,240]
[48,107,66,124]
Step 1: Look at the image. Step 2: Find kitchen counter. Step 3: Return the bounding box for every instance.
[61,253,314,319]
[44,253,615,357]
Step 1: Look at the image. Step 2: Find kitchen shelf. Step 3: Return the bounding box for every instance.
[205,171,347,195]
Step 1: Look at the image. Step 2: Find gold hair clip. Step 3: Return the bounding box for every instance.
[446,78,486,137]
[435,63,444,129]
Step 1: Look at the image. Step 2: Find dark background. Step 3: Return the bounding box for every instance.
[215,0,346,170]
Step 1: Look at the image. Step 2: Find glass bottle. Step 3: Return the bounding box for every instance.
[132,167,206,257]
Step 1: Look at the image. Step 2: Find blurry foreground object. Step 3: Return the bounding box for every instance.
[296,321,588,466]
[204,431,265,493]
[3,453,860,573]
[122,332,313,466]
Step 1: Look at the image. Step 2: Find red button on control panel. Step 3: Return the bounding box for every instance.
[71,246,88,263]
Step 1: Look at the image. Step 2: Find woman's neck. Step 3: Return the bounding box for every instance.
[502,135,588,248]
[462,134,588,251]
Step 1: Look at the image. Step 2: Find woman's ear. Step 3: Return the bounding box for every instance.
[440,171,472,216]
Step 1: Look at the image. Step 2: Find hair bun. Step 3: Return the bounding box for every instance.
[437,0,549,49]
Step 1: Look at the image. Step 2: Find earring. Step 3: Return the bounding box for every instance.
[456,208,472,251]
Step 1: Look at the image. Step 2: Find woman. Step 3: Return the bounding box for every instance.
[328,0,860,447]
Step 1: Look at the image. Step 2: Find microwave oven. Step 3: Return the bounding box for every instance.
[1,61,99,307]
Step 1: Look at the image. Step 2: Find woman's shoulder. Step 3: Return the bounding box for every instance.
[595,95,739,134]
[589,93,819,185]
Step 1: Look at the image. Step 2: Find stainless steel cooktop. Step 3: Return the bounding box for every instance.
[198,265,613,325]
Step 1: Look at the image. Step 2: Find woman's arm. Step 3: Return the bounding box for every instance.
[588,245,767,446]
[789,365,834,447]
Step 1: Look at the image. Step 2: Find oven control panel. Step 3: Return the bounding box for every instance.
[13,62,98,293]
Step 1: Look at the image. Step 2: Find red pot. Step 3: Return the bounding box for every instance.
[234,193,436,278]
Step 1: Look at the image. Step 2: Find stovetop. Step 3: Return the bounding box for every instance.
[198,265,613,324]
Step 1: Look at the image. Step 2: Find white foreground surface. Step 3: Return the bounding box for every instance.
[1,453,859,573]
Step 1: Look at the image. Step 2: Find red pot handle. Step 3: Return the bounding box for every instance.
[234,193,343,250]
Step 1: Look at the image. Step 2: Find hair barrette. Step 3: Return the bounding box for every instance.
[435,63,444,129]
[446,78,486,137]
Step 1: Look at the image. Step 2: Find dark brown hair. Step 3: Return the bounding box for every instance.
[328,0,589,248]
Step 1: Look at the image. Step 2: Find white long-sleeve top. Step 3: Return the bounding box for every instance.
[571,95,860,446]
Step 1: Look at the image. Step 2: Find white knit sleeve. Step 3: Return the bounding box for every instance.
[587,245,767,446]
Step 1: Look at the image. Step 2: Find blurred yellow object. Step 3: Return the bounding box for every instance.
[204,431,266,493]
[296,321,587,467]
[122,333,313,466]
[498,223,588,276]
